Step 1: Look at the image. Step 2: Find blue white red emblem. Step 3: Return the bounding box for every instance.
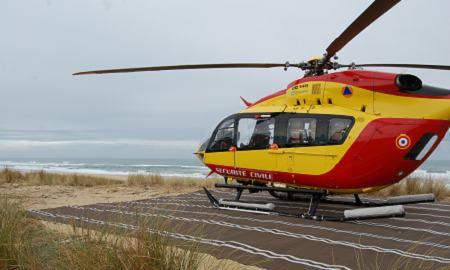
[396,134,411,149]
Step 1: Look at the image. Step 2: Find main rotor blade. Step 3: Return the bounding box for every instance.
[73,63,288,75]
[346,64,450,71]
[325,0,401,62]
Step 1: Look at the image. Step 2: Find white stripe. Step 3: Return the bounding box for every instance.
[391,218,450,227]
[405,206,450,212]
[353,221,450,238]
[407,212,450,219]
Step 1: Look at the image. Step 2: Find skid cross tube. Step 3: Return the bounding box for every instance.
[235,188,243,201]
[354,194,363,206]
[308,194,323,215]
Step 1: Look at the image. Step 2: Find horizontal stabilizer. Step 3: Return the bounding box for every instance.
[344,205,404,219]
[240,96,252,107]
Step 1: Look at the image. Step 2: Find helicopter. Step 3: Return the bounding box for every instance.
[74,0,450,221]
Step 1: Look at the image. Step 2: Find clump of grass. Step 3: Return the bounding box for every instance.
[0,168,123,187]
[0,167,24,184]
[0,196,57,269]
[0,196,237,270]
[128,172,164,186]
[0,196,25,268]
[127,172,222,189]
[371,175,450,201]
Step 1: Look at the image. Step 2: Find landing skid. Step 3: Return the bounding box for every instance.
[203,184,435,222]
[268,190,435,207]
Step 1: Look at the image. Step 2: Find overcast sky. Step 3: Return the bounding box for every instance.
[1,0,450,159]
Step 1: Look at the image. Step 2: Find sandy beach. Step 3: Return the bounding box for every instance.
[1,173,193,210]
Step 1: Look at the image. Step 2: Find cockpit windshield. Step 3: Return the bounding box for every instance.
[210,119,234,150]
[197,124,218,152]
[197,116,232,152]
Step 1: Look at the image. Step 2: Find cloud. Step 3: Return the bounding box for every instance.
[0,139,198,149]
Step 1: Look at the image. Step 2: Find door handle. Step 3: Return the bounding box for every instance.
[268,149,284,154]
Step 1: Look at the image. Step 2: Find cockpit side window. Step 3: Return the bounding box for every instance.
[328,118,352,144]
[237,117,275,149]
[286,118,316,145]
[209,118,235,151]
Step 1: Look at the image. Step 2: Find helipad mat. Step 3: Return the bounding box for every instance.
[29,190,450,270]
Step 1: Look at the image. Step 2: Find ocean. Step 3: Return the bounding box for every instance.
[0,158,209,178]
[0,158,449,181]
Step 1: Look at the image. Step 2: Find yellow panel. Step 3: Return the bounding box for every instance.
[323,82,374,114]
[240,105,286,114]
[235,150,276,171]
[247,95,287,109]
[286,81,327,106]
[204,151,234,168]
[374,91,450,119]
[277,150,330,175]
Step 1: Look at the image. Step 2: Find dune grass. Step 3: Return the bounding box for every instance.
[127,172,222,189]
[0,167,124,187]
[0,168,223,190]
[369,175,450,201]
[0,196,240,270]
[0,196,58,269]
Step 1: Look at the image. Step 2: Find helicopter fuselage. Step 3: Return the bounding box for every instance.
[196,70,450,194]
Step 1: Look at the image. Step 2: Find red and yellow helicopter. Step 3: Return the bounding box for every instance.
[75,0,450,221]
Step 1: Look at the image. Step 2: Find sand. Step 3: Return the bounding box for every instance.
[1,173,192,210]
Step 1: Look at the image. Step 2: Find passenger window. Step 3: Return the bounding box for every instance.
[237,118,275,149]
[287,118,317,145]
[210,119,234,150]
[328,118,351,143]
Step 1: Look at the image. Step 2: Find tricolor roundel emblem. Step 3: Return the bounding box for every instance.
[341,86,353,98]
[396,134,411,149]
